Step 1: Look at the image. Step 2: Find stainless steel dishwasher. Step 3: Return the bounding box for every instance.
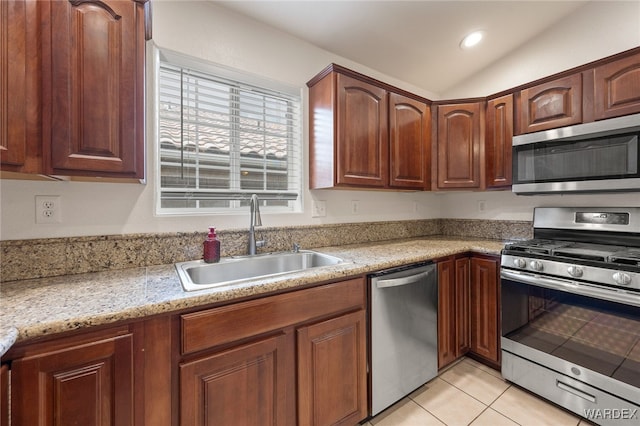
[369,262,438,416]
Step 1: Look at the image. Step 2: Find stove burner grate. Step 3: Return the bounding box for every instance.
[608,249,640,267]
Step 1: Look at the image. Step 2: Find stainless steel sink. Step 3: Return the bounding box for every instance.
[175,250,344,291]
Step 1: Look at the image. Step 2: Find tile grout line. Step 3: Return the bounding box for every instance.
[406,379,448,426]
[486,385,528,426]
[439,360,511,407]
[438,359,528,425]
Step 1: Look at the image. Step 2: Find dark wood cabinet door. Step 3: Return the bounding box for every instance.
[438,258,458,368]
[180,333,290,426]
[0,364,7,426]
[518,73,582,134]
[485,95,513,189]
[436,102,483,189]
[10,328,136,426]
[389,93,431,189]
[593,52,640,120]
[297,310,367,426]
[470,256,500,364]
[0,0,40,173]
[455,257,471,355]
[336,73,389,187]
[44,0,146,178]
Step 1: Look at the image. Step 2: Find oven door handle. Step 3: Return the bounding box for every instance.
[501,269,640,308]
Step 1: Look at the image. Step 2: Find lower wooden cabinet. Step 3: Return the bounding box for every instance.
[178,277,367,426]
[0,364,7,426]
[9,325,141,426]
[437,257,457,367]
[4,277,367,426]
[180,333,292,426]
[438,254,500,369]
[297,310,367,426]
[455,258,471,356]
[437,256,470,369]
[470,256,500,365]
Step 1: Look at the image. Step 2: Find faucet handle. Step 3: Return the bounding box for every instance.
[256,239,266,248]
[293,243,300,253]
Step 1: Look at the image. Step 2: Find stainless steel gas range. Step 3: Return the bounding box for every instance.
[501,207,640,426]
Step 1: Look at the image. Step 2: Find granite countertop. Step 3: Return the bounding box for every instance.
[0,237,505,357]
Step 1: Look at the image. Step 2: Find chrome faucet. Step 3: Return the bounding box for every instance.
[248,194,265,255]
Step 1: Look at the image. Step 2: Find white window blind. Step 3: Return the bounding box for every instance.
[157,59,302,213]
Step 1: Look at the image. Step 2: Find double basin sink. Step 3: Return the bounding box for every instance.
[175,250,345,291]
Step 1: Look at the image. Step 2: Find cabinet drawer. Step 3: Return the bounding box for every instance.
[181,277,365,354]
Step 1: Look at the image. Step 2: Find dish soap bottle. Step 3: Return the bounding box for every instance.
[203,227,221,263]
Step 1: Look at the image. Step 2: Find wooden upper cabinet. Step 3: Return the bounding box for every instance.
[517,73,583,134]
[593,51,640,120]
[43,0,148,178]
[307,64,431,190]
[436,102,483,189]
[336,74,389,187]
[0,0,40,173]
[485,94,513,189]
[389,93,431,189]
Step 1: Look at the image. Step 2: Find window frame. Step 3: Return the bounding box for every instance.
[152,48,304,216]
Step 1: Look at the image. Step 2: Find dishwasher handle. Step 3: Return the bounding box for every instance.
[375,270,433,289]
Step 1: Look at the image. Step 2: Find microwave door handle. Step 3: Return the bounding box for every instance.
[376,270,432,289]
[500,269,640,308]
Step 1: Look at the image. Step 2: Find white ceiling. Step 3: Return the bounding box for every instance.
[215,0,589,95]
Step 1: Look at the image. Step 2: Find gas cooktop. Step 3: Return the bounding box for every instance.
[504,239,640,267]
[501,207,640,292]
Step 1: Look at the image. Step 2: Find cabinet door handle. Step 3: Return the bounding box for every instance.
[556,380,597,403]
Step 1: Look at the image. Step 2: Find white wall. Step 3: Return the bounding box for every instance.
[0,0,441,241]
[441,1,640,99]
[438,0,640,220]
[438,191,640,222]
[1,0,639,241]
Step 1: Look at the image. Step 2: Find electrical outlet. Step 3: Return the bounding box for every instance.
[36,196,62,224]
[478,200,487,213]
[351,200,360,215]
[311,200,326,217]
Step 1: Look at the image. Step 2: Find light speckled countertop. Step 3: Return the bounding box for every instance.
[0,237,505,357]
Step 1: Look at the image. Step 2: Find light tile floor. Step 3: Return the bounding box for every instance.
[363,357,598,426]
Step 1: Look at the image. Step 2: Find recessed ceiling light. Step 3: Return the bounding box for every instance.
[460,31,484,49]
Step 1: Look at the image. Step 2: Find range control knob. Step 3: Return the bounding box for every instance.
[513,258,527,268]
[613,272,632,286]
[567,266,583,278]
[529,260,544,272]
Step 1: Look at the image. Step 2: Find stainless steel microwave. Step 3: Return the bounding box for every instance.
[512,113,640,194]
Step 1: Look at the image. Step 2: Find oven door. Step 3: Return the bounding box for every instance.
[501,269,640,405]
